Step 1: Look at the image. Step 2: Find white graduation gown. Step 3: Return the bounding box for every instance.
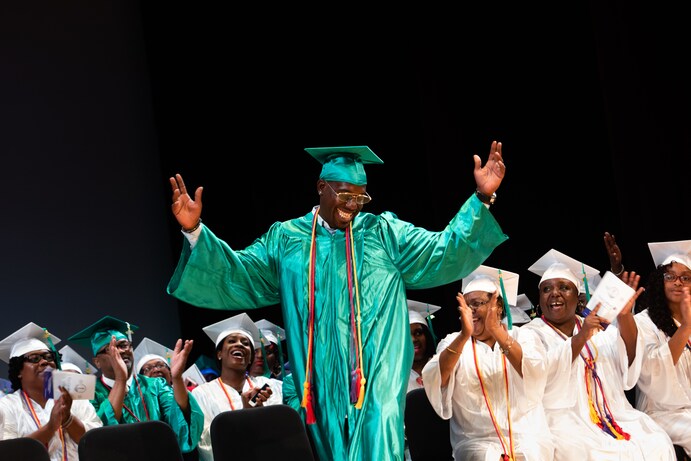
[190,375,283,461]
[522,317,675,460]
[0,390,103,461]
[407,369,424,393]
[422,327,555,461]
[634,309,691,456]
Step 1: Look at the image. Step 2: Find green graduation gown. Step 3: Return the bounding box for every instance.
[92,374,204,454]
[168,194,507,460]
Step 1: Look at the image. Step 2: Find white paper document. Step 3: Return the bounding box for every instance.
[582,271,636,323]
[52,370,96,400]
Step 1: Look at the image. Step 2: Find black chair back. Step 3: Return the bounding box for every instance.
[0,437,51,461]
[210,404,315,461]
[405,387,453,461]
[78,420,184,461]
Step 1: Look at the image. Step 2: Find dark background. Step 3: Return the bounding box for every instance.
[1,2,688,378]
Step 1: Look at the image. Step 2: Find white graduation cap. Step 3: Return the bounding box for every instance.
[203,312,260,348]
[0,322,61,364]
[254,319,286,348]
[407,300,442,325]
[508,294,534,325]
[462,265,520,329]
[515,294,534,311]
[579,272,602,294]
[461,265,519,306]
[59,345,96,374]
[507,307,532,325]
[648,240,691,269]
[528,249,599,294]
[133,337,172,374]
[182,363,206,388]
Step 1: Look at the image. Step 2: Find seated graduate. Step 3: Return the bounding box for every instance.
[249,319,287,381]
[68,315,204,456]
[632,240,691,459]
[522,249,675,461]
[190,312,283,461]
[0,322,102,460]
[406,299,440,393]
[133,337,206,391]
[422,265,555,461]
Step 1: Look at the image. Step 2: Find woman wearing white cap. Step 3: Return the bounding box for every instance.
[0,322,102,461]
[422,266,555,461]
[191,313,283,461]
[522,249,675,460]
[406,300,440,393]
[622,239,691,459]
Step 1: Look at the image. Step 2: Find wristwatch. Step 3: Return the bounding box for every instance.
[475,189,497,205]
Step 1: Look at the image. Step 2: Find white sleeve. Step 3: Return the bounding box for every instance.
[180,224,203,249]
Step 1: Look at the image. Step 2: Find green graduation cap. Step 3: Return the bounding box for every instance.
[68,315,138,356]
[305,145,383,186]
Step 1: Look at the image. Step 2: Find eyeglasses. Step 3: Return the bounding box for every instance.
[324,182,372,205]
[467,299,491,309]
[97,340,133,354]
[141,362,169,374]
[23,352,57,364]
[663,273,691,284]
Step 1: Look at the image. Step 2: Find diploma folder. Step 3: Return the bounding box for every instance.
[581,271,636,325]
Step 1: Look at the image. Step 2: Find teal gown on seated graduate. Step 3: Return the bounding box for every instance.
[91,373,204,454]
[167,195,507,461]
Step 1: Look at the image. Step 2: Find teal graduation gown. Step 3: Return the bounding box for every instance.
[168,194,507,460]
[92,374,204,454]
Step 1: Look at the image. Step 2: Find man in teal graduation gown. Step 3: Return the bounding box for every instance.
[69,316,204,457]
[166,142,509,460]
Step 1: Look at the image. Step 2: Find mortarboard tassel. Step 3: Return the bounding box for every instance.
[498,270,512,330]
[582,264,591,303]
[259,337,271,377]
[42,328,61,370]
[425,306,438,347]
[276,338,286,380]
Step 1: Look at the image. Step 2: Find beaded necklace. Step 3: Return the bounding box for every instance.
[301,209,366,425]
[541,315,630,440]
[471,338,515,461]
